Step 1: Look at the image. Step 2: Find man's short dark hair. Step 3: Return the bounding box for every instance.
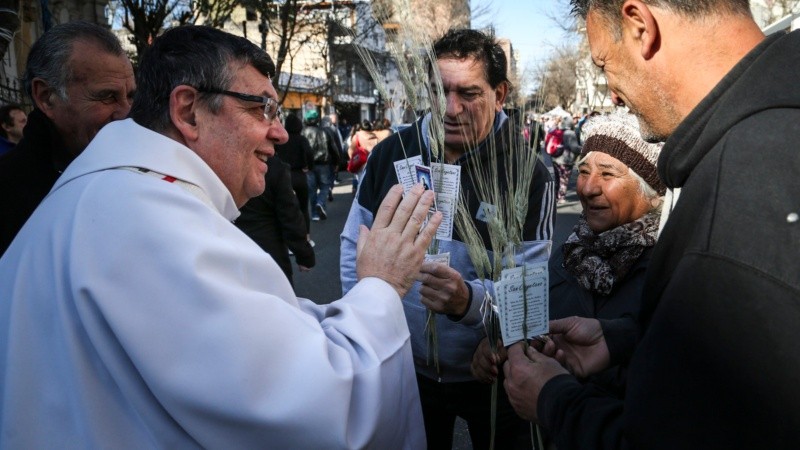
[0,103,23,139]
[570,0,752,36]
[22,21,124,102]
[129,25,276,133]
[432,28,509,89]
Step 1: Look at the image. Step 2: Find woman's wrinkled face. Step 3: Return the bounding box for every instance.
[577,152,652,233]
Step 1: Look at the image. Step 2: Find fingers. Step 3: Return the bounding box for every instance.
[415,210,442,250]
[418,290,450,315]
[541,338,558,357]
[419,261,448,277]
[354,184,441,298]
[496,341,509,362]
[418,295,440,313]
[417,264,449,290]
[419,263,462,286]
[401,190,436,241]
[471,352,499,383]
[372,184,407,230]
[554,349,573,373]
[418,273,468,316]
[418,282,451,301]
[471,338,503,383]
[506,342,527,362]
[373,183,435,238]
[524,343,548,362]
[416,263,439,285]
[548,316,578,335]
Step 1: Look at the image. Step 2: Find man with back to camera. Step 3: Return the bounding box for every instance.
[0,21,135,256]
[303,109,339,221]
[0,103,27,156]
[0,25,441,449]
[502,1,800,448]
[341,28,555,449]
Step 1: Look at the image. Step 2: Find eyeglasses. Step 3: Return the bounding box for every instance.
[196,87,284,123]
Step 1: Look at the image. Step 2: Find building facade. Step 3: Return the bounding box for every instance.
[0,0,111,108]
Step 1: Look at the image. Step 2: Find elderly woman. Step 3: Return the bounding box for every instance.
[471,111,664,398]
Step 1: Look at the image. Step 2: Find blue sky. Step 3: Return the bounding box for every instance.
[471,0,576,83]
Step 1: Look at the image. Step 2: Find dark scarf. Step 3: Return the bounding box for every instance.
[563,211,660,296]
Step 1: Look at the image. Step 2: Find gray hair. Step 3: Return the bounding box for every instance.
[129,26,276,133]
[629,166,662,209]
[570,0,752,39]
[23,21,125,102]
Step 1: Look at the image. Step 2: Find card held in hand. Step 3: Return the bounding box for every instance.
[496,262,549,346]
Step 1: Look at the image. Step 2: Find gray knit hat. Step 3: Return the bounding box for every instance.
[580,110,666,195]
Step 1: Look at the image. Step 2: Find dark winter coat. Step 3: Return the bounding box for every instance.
[538,30,800,450]
[549,244,650,396]
[235,157,314,285]
[302,124,339,166]
[0,108,74,256]
[275,134,314,172]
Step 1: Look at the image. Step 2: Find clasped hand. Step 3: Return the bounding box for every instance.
[416,262,471,316]
[541,316,610,378]
[480,317,612,422]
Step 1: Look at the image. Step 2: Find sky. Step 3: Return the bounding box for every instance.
[471,0,576,92]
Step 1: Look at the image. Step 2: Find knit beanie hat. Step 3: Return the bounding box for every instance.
[580,110,666,195]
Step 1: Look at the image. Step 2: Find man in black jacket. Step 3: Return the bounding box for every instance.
[503,1,800,448]
[302,109,339,221]
[0,22,134,256]
[236,157,315,286]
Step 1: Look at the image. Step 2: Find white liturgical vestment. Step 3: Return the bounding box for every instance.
[0,119,425,449]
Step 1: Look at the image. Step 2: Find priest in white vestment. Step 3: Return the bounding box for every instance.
[0,25,440,449]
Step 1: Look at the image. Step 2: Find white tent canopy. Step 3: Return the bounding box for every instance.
[543,106,572,118]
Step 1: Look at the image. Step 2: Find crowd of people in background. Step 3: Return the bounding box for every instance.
[2,0,799,446]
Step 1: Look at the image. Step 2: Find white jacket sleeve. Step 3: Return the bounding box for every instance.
[63,175,424,449]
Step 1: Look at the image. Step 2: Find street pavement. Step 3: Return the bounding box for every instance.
[292,163,582,449]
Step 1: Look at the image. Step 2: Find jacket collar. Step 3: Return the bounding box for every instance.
[21,108,73,174]
[52,119,241,220]
[659,30,800,188]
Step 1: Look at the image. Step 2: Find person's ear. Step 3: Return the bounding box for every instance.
[169,85,201,143]
[30,78,59,118]
[494,81,509,111]
[621,0,660,60]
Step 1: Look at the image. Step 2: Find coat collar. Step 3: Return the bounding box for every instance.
[52,119,241,220]
[659,31,800,189]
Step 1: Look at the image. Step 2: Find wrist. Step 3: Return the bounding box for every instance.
[447,281,472,321]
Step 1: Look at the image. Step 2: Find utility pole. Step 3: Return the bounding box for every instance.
[326,0,335,116]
